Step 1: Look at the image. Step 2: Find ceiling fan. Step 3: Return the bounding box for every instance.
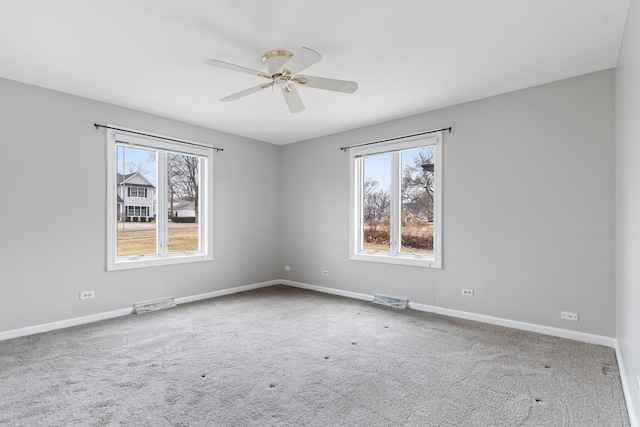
[203,47,358,113]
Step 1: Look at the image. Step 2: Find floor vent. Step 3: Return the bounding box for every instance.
[372,294,408,309]
[133,297,176,314]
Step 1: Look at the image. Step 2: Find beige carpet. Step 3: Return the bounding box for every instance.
[0,285,630,426]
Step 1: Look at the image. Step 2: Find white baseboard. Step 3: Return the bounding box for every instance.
[615,340,639,427]
[174,280,279,304]
[408,301,436,313]
[280,280,373,302]
[0,278,616,350]
[433,306,615,347]
[0,307,133,342]
[281,280,615,348]
[0,280,279,342]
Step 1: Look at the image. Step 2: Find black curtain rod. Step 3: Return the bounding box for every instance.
[340,127,451,151]
[94,124,224,152]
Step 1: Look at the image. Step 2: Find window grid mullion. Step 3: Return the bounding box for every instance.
[356,158,364,252]
[197,156,205,253]
[156,151,168,257]
[390,152,400,256]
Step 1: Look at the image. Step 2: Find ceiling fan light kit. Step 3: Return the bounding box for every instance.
[204,47,358,113]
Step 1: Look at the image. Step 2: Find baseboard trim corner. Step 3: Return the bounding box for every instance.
[280,280,373,302]
[174,280,279,305]
[615,339,639,427]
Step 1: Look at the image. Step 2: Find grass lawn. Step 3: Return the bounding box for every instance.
[117,227,199,256]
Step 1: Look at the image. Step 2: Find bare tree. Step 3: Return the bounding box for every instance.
[363,178,390,231]
[167,154,199,221]
[401,149,435,220]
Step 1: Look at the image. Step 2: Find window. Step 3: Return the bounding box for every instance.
[106,126,213,270]
[350,132,442,268]
[128,187,147,198]
[124,206,150,219]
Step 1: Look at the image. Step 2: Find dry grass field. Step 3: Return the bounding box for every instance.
[363,223,434,255]
[117,227,198,256]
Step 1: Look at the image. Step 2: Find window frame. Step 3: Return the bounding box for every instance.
[106,126,213,271]
[349,132,443,268]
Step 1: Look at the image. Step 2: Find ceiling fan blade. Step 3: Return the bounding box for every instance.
[282,85,305,113]
[204,59,271,79]
[221,82,274,102]
[279,47,322,76]
[294,75,358,93]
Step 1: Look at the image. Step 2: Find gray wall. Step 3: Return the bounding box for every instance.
[0,69,619,341]
[0,77,281,333]
[281,69,616,337]
[616,0,640,420]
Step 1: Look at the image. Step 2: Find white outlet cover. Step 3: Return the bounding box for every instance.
[80,290,95,300]
[561,311,578,321]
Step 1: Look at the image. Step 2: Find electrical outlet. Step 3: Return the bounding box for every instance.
[80,290,95,300]
[284,266,291,271]
[461,289,474,296]
[561,311,578,321]
[322,270,329,276]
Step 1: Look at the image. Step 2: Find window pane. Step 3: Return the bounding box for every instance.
[116,146,157,256]
[362,154,391,252]
[400,146,435,255]
[167,153,200,253]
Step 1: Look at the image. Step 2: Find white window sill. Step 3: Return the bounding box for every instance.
[350,252,441,269]
[107,252,212,271]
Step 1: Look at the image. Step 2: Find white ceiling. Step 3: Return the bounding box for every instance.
[0,0,630,145]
